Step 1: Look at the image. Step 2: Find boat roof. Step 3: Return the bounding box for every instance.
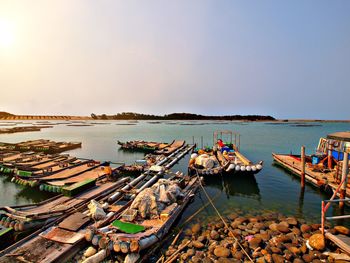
[327,131,350,142]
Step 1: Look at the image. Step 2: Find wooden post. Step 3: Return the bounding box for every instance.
[201,136,203,149]
[328,149,333,170]
[301,146,306,188]
[339,151,349,209]
[192,136,194,145]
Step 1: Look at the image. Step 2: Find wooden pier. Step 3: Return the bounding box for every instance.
[272,153,350,197]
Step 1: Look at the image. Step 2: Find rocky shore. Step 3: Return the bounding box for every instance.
[163,211,350,263]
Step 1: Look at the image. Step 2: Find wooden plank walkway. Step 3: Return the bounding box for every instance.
[40,162,98,181]
[272,153,350,197]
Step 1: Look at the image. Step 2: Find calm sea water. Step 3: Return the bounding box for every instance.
[1,120,350,227]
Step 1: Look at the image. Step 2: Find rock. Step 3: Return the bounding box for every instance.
[291,227,301,236]
[192,240,205,249]
[210,230,220,240]
[187,248,195,256]
[269,223,278,231]
[254,223,265,230]
[191,223,201,234]
[228,213,238,220]
[300,224,312,233]
[191,255,202,263]
[272,253,284,263]
[300,242,307,254]
[256,232,270,241]
[288,246,300,255]
[264,253,273,263]
[215,222,224,229]
[334,225,350,235]
[302,253,314,262]
[202,257,213,263]
[198,235,206,242]
[286,217,298,226]
[311,224,321,231]
[261,249,268,255]
[277,222,290,233]
[270,247,281,254]
[308,234,325,251]
[284,251,293,261]
[233,251,244,260]
[83,246,97,258]
[256,257,266,263]
[249,217,259,223]
[217,258,236,263]
[234,217,248,225]
[293,259,304,263]
[214,246,231,258]
[249,237,262,249]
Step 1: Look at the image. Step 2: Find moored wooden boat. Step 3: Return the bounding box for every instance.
[83,175,200,262]
[0,177,130,251]
[155,140,186,155]
[117,140,172,153]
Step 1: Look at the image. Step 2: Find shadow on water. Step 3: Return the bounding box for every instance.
[203,174,261,201]
[15,186,56,204]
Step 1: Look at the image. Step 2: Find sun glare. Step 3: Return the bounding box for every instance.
[0,19,15,49]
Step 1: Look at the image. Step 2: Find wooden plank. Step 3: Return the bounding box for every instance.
[40,227,85,244]
[40,162,97,181]
[58,212,90,231]
[325,232,350,254]
[47,167,105,186]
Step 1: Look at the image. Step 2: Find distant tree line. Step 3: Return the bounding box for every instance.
[0,112,14,118]
[90,112,275,121]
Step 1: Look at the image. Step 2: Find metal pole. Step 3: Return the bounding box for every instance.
[301,145,305,188]
[238,135,241,151]
[339,151,349,209]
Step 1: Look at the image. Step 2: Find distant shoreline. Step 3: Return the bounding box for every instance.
[0,115,349,123]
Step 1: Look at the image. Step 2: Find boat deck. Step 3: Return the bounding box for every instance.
[272,153,350,197]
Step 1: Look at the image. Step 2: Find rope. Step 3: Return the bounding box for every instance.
[196,173,254,262]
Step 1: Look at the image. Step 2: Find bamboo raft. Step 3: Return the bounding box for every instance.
[0,139,82,154]
[0,178,131,261]
[0,178,129,237]
[0,126,52,134]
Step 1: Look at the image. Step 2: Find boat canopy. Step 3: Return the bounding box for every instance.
[327,132,350,143]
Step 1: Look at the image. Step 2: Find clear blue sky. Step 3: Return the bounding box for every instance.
[0,1,349,119]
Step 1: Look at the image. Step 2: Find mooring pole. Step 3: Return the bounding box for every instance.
[301,145,305,188]
[201,136,203,149]
[339,151,349,209]
[192,136,194,145]
[328,147,333,170]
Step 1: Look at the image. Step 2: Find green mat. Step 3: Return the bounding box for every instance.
[111,220,145,234]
